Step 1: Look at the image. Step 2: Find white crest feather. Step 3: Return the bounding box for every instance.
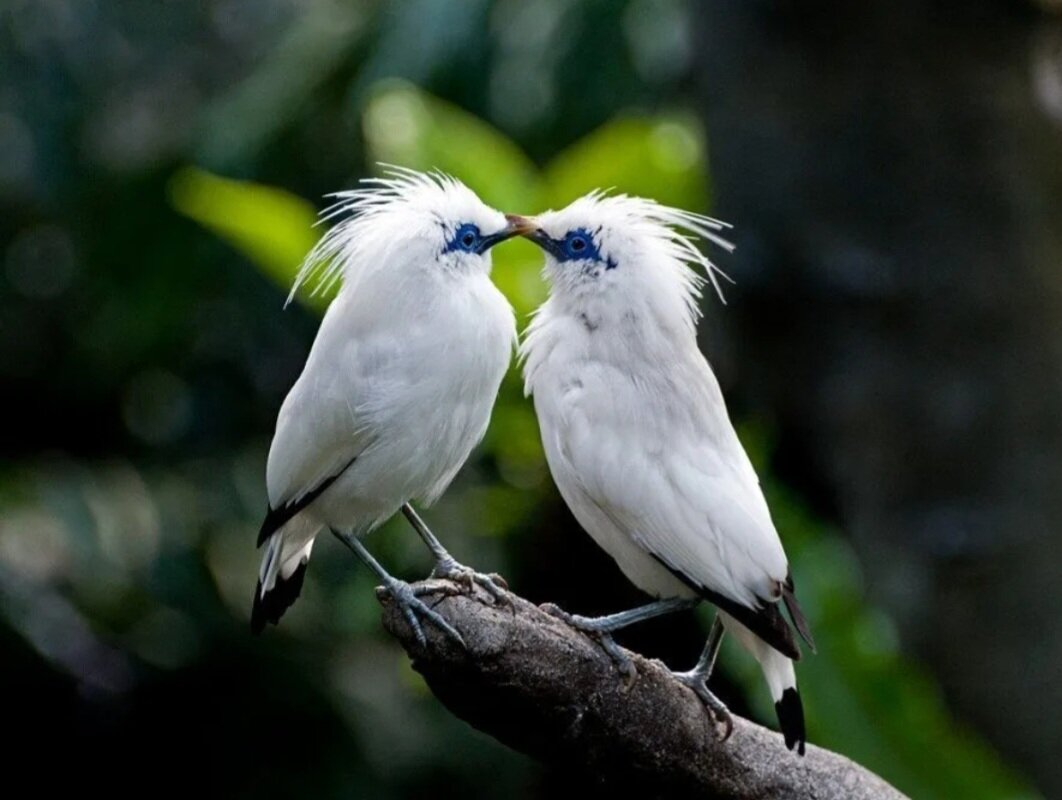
[285,165,471,307]
[566,190,735,308]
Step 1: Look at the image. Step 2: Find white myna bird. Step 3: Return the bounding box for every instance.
[517,192,814,753]
[252,168,532,643]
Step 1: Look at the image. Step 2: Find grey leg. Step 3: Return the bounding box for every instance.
[672,616,733,739]
[401,503,508,603]
[331,528,465,649]
[542,597,701,683]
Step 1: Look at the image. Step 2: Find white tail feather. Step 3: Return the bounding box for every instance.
[719,611,797,701]
[258,518,319,596]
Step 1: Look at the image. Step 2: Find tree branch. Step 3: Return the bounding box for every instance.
[378,580,907,800]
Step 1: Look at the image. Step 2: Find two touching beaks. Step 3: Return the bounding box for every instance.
[503,213,539,243]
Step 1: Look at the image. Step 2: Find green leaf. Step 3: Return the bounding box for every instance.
[542,113,710,211]
[168,167,325,308]
[362,80,540,211]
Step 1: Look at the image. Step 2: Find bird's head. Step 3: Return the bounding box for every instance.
[288,167,534,303]
[517,192,735,329]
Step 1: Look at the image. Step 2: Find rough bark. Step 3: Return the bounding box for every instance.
[378,580,906,800]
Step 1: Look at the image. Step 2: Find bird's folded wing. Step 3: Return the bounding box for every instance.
[567,436,801,658]
[264,367,372,517]
[565,422,788,612]
[257,454,357,546]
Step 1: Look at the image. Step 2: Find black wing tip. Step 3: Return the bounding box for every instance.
[257,505,281,547]
[249,563,308,634]
[766,605,802,661]
[782,581,816,653]
[784,571,816,652]
[720,590,801,661]
[651,553,802,660]
[258,455,358,547]
[776,687,807,756]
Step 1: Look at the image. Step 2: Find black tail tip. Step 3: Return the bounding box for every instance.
[775,687,807,756]
[250,563,308,635]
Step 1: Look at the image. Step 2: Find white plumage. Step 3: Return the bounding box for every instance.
[518,192,812,753]
[253,169,522,636]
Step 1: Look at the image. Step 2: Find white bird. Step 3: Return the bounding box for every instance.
[517,192,814,753]
[252,168,532,643]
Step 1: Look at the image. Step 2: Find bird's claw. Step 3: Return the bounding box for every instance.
[539,601,570,621]
[541,603,638,686]
[719,712,734,741]
[431,557,509,605]
[486,572,509,590]
[377,578,466,649]
[598,633,638,689]
[673,670,733,741]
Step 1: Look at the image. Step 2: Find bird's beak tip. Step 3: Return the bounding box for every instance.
[504,214,539,237]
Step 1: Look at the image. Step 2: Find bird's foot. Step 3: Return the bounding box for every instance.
[672,668,733,741]
[431,556,509,605]
[376,578,466,649]
[540,603,638,687]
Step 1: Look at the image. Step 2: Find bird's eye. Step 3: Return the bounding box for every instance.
[562,231,596,260]
[451,223,481,253]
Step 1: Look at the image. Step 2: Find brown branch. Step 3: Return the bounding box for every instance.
[378,579,908,800]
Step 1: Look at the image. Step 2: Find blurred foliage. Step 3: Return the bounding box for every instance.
[169,168,321,307]
[741,430,1035,799]
[0,2,1040,798]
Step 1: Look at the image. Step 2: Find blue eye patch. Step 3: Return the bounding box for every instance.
[445,223,482,253]
[528,227,615,269]
[444,221,526,255]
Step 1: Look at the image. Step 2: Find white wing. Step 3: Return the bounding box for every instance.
[265,300,373,510]
[540,344,789,611]
[569,419,785,607]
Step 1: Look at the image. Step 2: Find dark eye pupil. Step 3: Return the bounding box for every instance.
[572,238,585,251]
[462,233,475,246]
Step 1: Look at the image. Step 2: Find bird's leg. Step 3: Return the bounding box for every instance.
[541,597,700,685]
[330,528,465,649]
[401,503,508,604]
[671,616,733,740]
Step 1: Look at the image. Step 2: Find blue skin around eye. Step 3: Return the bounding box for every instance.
[446,223,481,254]
[536,228,616,270]
[561,228,601,262]
[444,222,519,255]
